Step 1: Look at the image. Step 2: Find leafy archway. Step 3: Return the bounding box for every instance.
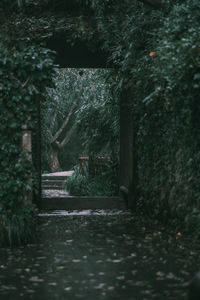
[1,0,200,245]
[0,0,125,244]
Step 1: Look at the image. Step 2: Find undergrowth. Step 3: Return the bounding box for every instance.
[67,165,118,197]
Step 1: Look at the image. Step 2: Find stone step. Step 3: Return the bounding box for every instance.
[42,175,69,181]
[42,178,67,190]
[42,180,66,186]
[42,171,74,181]
[39,196,126,210]
[42,186,66,190]
[42,190,69,197]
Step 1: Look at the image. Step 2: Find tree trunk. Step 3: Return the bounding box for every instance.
[49,144,60,172]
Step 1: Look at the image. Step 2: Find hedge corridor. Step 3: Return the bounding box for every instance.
[0,0,200,245]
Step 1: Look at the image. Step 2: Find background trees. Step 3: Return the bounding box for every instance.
[41,69,85,172]
[1,0,200,244]
[41,68,119,174]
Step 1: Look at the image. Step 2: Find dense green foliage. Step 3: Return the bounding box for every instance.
[92,0,200,231]
[42,68,119,195]
[41,68,119,172]
[135,1,200,229]
[0,16,55,244]
[75,70,119,156]
[1,0,200,245]
[67,164,118,196]
[41,68,85,172]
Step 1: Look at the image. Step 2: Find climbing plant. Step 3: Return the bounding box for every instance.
[0,0,101,245]
[1,0,200,245]
[0,6,56,244]
[90,0,200,233]
[136,0,200,231]
[0,39,55,244]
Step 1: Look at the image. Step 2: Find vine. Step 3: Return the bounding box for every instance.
[0,0,100,245]
[0,0,200,245]
[0,19,55,245]
[91,0,200,233]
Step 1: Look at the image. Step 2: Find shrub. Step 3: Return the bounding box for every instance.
[67,164,118,196]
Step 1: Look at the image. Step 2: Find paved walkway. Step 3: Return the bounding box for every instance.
[0,211,199,300]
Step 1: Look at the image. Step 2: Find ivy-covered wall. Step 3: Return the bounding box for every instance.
[92,0,200,233]
[0,9,56,244]
[0,0,101,245]
[1,0,200,245]
[135,1,200,231]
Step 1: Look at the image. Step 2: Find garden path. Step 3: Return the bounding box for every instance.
[0,210,199,300]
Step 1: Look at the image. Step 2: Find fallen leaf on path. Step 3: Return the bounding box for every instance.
[29,276,44,282]
[64,287,72,291]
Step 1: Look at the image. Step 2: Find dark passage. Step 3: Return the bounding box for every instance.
[0,211,199,300]
[46,39,110,68]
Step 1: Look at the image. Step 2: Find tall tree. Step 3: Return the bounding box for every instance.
[42,69,83,172]
[41,68,118,172]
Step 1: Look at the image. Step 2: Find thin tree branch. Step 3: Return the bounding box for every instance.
[51,96,78,143]
[59,123,77,149]
[46,128,53,140]
[50,104,59,132]
[21,76,30,88]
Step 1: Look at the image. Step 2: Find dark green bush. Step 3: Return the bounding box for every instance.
[67,167,89,196]
[67,165,118,196]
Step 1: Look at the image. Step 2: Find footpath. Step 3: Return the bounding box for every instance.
[0,211,199,299]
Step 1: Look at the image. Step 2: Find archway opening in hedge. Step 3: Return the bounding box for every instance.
[41,67,119,198]
[33,37,134,207]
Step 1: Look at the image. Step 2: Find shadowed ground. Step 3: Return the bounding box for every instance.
[0,211,199,300]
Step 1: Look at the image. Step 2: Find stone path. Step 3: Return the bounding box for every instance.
[42,171,74,177]
[0,211,199,300]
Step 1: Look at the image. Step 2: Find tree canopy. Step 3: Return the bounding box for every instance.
[41,68,119,173]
